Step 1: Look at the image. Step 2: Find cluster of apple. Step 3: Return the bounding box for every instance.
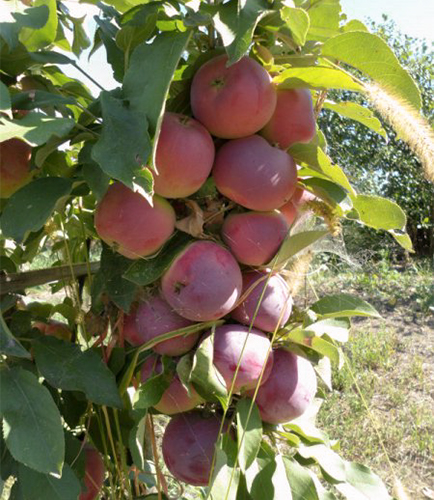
[100,54,319,487]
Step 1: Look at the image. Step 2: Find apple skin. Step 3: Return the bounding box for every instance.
[212,135,297,211]
[279,200,298,226]
[94,182,175,260]
[79,446,105,500]
[210,324,274,393]
[154,112,215,198]
[246,349,317,424]
[0,138,32,198]
[162,411,229,486]
[190,54,277,139]
[291,186,316,207]
[221,210,289,266]
[140,355,202,415]
[231,271,292,333]
[161,241,242,322]
[134,296,199,356]
[33,320,72,341]
[261,89,316,149]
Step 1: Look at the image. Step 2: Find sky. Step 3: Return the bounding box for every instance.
[50,0,434,95]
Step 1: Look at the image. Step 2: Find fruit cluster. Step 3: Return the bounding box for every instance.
[96,54,319,487]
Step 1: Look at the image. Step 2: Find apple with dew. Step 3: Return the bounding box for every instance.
[33,320,72,341]
[213,135,297,211]
[94,182,175,259]
[190,54,276,139]
[232,271,292,333]
[261,89,316,149]
[247,349,317,424]
[222,210,289,266]
[162,411,229,486]
[0,138,32,198]
[140,355,202,415]
[210,324,274,393]
[161,241,242,321]
[79,446,105,500]
[154,112,215,198]
[133,296,199,356]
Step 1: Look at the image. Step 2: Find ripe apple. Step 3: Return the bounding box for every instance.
[0,138,32,198]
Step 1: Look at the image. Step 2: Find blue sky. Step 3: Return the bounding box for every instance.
[65,0,433,95]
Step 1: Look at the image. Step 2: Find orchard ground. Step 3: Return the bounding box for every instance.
[24,251,433,499]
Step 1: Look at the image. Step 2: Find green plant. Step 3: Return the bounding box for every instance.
[0,1,431,499]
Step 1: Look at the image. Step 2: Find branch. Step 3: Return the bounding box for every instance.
[0,262,100,294]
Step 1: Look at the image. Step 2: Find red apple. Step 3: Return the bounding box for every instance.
[79,446,105,500]
[0,138,32,198]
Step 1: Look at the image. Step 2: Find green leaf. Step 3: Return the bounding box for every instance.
[0,4,49,50]
[269,230,328,267]
[94,18,125,83]
[389,230,414,252]
[284,400,328,445]
[11,90,76,110]
[19,0,58,52]
[33,336,123,408]
[288,143,355,195]
[209,436,240,500]
[321,32,421,109]
[311,294,380,319]
[301,178,352,213]
[285,331,339,364]
[0,81,11,117]
[275,66,363,92]
[236,398,262,472]
[91,91,152,190]
[336,462,391,500]
[350,195,407,231]
[123,231,192,286]
[307,0,340,42]
[0,367,64,475]
[283,457,319,500]
[341,20,369,33]
[0,112,75,145]
[280,7,310,46]
[304,318,350,342]
[322,100,387,139]
[297,444,346,482]
[70,15,91,56]
[190,332,229,407]
[213,0,269,64]
[0,313,31,359]
[129,411,147,469]
[18,463,81,500]
[123,30,191,164]
[0,177,72,242]
[29,50,74,65]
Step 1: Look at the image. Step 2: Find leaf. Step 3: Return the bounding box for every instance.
[236,398,262,472]
[301,178,352,213]
[285,331,339,364]
[322,100,387,139]
[91,91,152,190]
[209,437,240,500]
[321,32,421,109]
[280,7,310,46]
[307,0,340,41]
[0,367,64,475]
[18,463,81,500]
[29,50,74,65]
[284,400,328,445]
[0,4,50,50]
[341,20,369,33]
[304,318,350,342]
[123,231,192,286]
[269,230,328,267]
[336,462,391,500]
[275,66,363,92]
[11,90,76,110]
[0,112,75,145]
[297,444,346,482]
[19,0,57,51]
[311,294,380,319]
[283,456,319,500]
[123,30,191,164]
[0,313,31,359]
[190,332,229,407]
[33,336,123,408]
[213,0,269,64]
[0,177,72,242]
[70,15,91,56]
[94,18,125,83]
[389,230,414,252]
[0,81,11,117]
[350,195,407,231]
[129,411,147,469]
[288,143,355,195]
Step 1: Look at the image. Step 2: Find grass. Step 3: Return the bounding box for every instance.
[309,258,434,499]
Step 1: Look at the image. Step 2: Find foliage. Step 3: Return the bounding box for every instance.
[0,1,428,499]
